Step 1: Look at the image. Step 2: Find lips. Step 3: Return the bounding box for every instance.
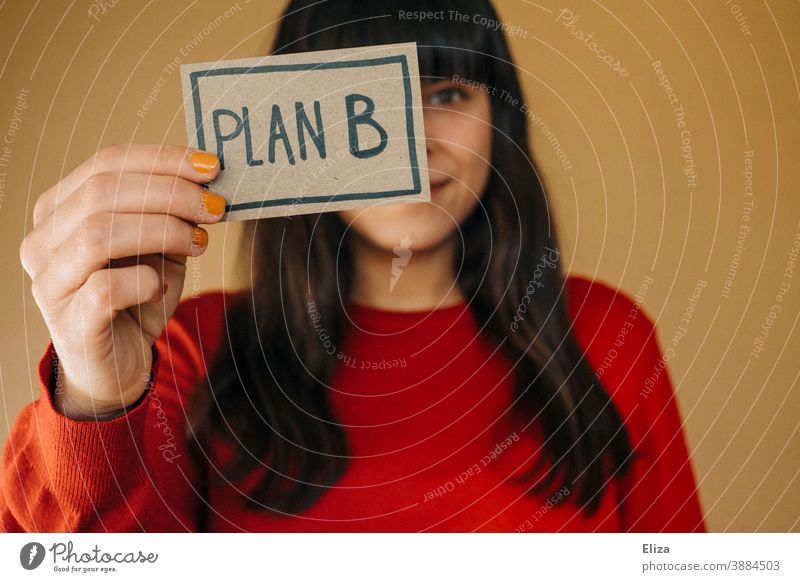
[429,178,451,195]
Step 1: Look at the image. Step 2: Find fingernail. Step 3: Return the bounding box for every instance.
[202,191,226,216]
[191,151,218,173]
[191,227,208,248]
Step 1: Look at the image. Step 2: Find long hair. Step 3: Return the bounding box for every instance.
[186,0,635,518]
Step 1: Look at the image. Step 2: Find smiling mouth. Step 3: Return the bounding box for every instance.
[429,179,451,195]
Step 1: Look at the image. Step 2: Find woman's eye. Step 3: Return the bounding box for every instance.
[428,87,467,106]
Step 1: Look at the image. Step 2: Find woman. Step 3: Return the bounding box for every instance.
[2,0,705,532]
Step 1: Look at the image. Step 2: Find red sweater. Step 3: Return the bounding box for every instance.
[0,276,706,532]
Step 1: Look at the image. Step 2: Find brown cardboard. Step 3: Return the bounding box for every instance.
[180,43,430,221]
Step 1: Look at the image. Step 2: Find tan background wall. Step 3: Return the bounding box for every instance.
[0,0,797,532]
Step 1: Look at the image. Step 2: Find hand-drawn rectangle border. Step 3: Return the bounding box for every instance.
[188,55,422,214]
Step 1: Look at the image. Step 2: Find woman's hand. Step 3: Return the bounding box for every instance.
[19,144,225,419]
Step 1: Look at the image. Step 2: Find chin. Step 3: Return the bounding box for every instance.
[337,197,471,254]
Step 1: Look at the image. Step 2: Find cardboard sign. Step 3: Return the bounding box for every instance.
[180,43,430,221]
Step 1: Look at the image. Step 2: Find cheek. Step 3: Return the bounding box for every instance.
[429,103,493,199]
[448,118,493,170]
[450,122,493,199]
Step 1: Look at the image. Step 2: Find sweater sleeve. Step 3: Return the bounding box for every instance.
[615,326,707,533]
[566,276,707,533]
[0,299,212,533]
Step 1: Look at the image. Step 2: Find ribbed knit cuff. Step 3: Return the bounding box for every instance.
[35,342,159,520]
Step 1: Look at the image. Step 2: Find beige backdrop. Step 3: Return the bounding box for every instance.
[1,0,797,532]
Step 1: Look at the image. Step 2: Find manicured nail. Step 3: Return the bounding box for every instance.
[202,191,226,216]
[191,151,218,173]
[191,227,208,248]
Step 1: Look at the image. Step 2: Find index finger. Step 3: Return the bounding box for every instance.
[34,144,220,227]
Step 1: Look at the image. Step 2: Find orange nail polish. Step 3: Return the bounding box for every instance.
[202,191,226,216]
[191,151,218,173]
[191,227,208,248]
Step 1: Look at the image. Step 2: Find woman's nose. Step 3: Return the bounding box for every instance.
[423,110,438,157]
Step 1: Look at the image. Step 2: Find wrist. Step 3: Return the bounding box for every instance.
[53,359,149,421]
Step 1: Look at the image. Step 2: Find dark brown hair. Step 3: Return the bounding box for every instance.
[186,0,635,519]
